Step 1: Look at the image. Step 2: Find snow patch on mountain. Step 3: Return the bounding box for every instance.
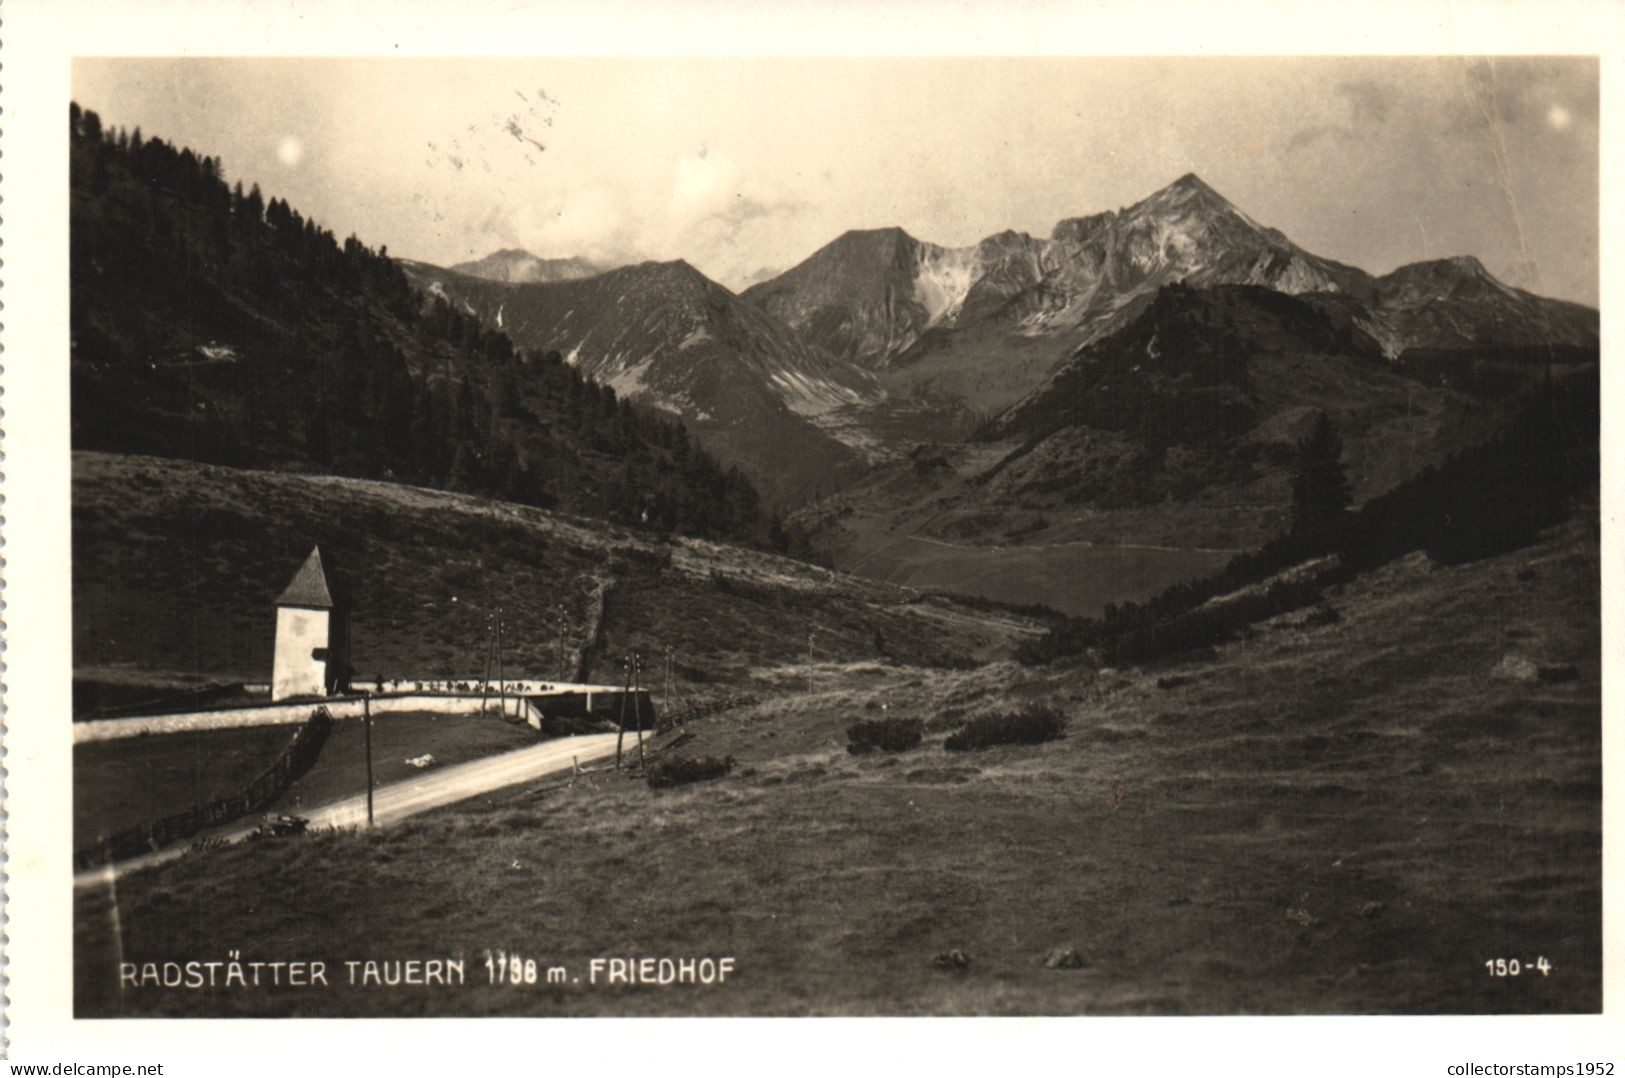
[771,369,872,416]
[913,243,983,326]
[604,356,655,400]
[1255,254,1341,294]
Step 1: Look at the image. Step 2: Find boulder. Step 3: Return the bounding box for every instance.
[1042,946,1089,969]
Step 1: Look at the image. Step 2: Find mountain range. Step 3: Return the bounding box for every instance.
[65,95,1600,618]
[743,173,1595,405]
[413,173,1595,511]
[399,257,884,504]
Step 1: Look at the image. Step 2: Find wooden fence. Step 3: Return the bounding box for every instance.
[654,695,758,734]
[74,706,336,872]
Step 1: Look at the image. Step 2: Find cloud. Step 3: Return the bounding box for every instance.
[1281,78,1395,155]
[651,149,812,285]
[1280,59,1596,163]
[1457,57,1597,129]
[1337,79,1393,124]
[454,147,809,288]
[666,150,806,237]
[1283,124,1350,153]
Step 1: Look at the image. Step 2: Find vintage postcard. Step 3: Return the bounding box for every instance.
[4,0,1621,1071]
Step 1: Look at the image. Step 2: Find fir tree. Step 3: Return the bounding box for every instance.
[1289,411,1352,541]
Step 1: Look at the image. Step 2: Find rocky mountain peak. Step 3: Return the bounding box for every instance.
[1129,172,1254,227]
[449,248,602,284]
[1379,254,1506,294]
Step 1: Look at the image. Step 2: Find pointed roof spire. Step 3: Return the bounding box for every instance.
[276,546,335,609]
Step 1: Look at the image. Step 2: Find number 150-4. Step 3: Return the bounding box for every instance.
[1485,957,1552,977]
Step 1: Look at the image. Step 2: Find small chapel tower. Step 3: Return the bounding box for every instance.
[272,546,346,700]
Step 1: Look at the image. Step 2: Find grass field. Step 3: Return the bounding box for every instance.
[74,725,298,846]
[72,452,1039,692]
[74,711,544,854]
[74,518,1599,1016]
[841,535,1237,617]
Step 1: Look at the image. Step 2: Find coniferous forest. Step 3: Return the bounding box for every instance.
[68,102,808,553]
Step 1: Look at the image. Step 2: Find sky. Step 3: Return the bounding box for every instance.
[72,56,1598,304]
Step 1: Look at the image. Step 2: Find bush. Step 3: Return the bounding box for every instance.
[646,754,734,789]
[845,717,924,755]
[944,705,1068,752]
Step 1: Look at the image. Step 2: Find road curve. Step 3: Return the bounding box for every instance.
[303,731,622,829]
[74,732,624,889]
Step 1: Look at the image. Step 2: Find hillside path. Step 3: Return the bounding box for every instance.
[74,733,623,889]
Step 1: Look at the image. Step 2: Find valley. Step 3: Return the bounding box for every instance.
[837,533,1237,618]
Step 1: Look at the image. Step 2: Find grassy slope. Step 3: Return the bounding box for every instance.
[796,323,1516,610]
[73,451,1038,693]
[827,535,1235,618]
[75,712,543,853]
[74,725,298,845]
[877,323,1080,415]
[75,518,1598,1016]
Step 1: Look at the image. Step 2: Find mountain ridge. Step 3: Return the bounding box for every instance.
[399,256,886,505]
[448,247,604,284]
[741,173,1596,413]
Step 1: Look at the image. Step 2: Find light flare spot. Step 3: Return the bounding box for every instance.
[277,135,305,168]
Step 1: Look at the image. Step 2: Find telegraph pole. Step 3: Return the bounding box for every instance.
[615,653,631,768]
[633,652,647,767]
[363,692,375,828]
[496,605,507,720]
[478,610,494,717]
[555,602,567,681]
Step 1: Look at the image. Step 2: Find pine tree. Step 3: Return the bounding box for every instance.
[1289,411,1352,541]
[449,441,479,492]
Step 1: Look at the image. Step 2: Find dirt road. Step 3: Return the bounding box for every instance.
[300,732,621,829]
[73,732,623,888]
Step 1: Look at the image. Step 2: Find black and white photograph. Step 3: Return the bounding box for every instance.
[3,0,1620,1066]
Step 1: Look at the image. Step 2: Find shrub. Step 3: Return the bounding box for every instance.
[944,705,1068,752]
[845,717,924,755]
[646,754,734,789]
[1299,604,1342,627]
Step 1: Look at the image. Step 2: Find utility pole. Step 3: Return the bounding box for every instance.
[807,631,815,695]
[496,605,507,720]
[478,610,494,717]
[555,602,567,682]
[363,692,375,828]
[615,653,631,768]
[633,652,647,768]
